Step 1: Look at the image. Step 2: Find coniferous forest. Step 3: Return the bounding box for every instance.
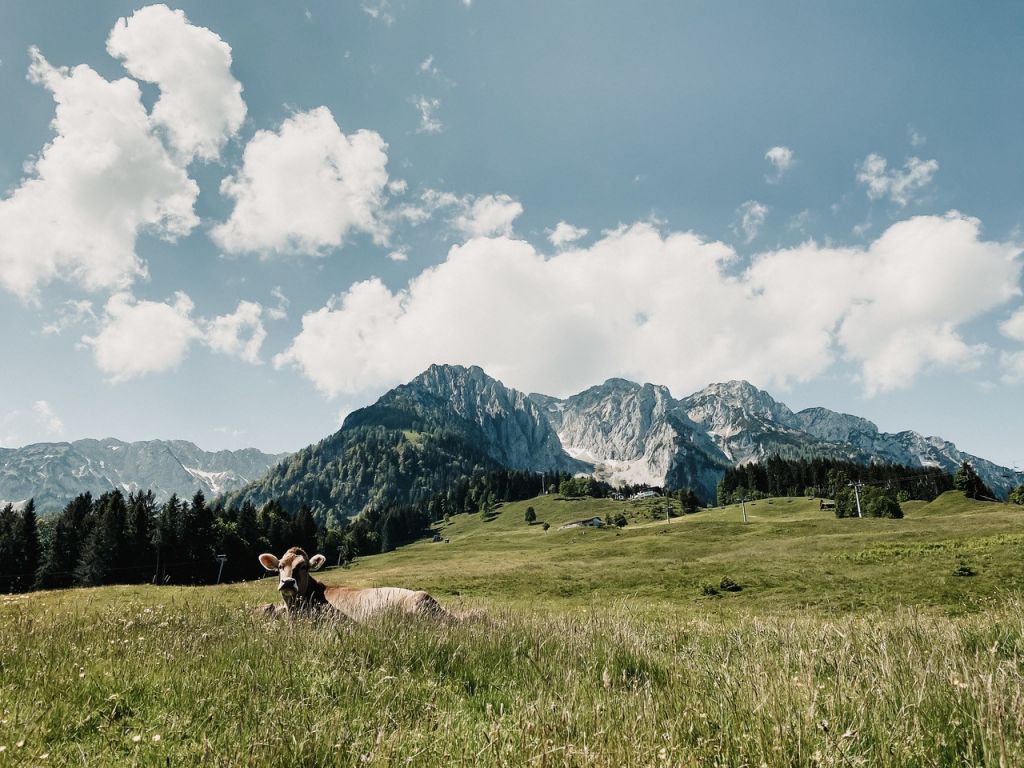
[0,468,570,594]
[715,455,958,519]
[5,457,1016,595]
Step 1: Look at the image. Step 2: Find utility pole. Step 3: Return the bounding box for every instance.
[848,481,863,518]
[215,554,227,584]
[740,497,749,524]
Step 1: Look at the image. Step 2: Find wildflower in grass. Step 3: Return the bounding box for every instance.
[152,734,161,742]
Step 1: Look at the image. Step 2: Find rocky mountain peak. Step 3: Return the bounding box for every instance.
[790,407,880,443]
[681,380,793,429]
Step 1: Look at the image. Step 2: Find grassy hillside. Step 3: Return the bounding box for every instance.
[344,491,1024,614]
[2,492,1023,766]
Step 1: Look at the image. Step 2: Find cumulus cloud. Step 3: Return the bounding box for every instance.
[734,201,768,244]
[413,96,443,134]
[765,146,794,183]
[548,221,588,248]
[83,292,271,379]
[106,4,246,163]
[454,194,523,238]
[203,300,266,364]
[395,189,523,238]
[212,107,390,256]
[857,153,938,207]
[1000,306,1024,342]
[0,49,199,299]
[83,292,201,381]
[274,213,1021,400]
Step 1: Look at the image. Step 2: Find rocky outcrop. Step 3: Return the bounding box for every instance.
[388,364,584,473]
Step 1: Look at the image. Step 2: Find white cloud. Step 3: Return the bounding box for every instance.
[83,292,201,381]
[203,300,266,364]
[765,146,794,183]
[212,107,390,256]
[0,49,199,299]
[83,292,273,378]
[999,306,1024,342]
[388,179,408,195]
[419,56,439,76]
[275,213,1021,400]
[909,127,927,147]
[1001,351,1024,384]
[1,401,66,447]
[42,300,96,335]
[106,4,246,163]
[267,286,290,321]
[414,96,443,134]
[32,401,65,437]
[734,200,768,244]
[388,249,409,262]
[454,194,523,238]
[394,189,523,238]
[857,153,939,207]
[362,0,395,24]
[548,221,588,248]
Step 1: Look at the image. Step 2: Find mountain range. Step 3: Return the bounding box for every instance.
[226,364,1023,524]
[0,439,288,513]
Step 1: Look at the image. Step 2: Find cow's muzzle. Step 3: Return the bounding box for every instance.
[278,578,297,593]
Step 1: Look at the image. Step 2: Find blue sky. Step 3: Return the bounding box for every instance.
[1,1,1022,469]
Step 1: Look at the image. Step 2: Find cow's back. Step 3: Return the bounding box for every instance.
[324,585,448,621]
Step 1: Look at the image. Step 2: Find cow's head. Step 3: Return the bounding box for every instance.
[258,547,326,606]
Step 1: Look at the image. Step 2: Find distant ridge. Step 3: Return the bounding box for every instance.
[226,365,1024,525]
[0,438,288,513]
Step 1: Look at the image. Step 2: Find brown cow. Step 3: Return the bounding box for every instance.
[257,546,450,621]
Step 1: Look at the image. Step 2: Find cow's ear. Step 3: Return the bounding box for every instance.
[258,553,279,571]
[309,554,327,571]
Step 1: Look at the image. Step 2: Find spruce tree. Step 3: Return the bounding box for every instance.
[14,500,40,591]
[954,462,994,501]
[0,504,18,592]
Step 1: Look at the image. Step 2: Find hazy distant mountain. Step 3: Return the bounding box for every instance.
[0,438,288,513]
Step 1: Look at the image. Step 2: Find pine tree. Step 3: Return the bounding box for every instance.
[954,462,994,501]
[0,503,19,592]
[153,494,183,584]
[14,500,40,592]
[35,494,93,590]
[127,491,156,584]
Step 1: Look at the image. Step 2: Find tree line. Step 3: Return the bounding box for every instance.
[0,468,567,594]
[0,489,325,593]
[716,455,955,506]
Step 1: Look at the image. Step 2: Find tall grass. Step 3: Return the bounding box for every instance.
[2,589,1023,766]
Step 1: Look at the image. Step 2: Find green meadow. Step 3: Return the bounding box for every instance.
[2,491,1023,766]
